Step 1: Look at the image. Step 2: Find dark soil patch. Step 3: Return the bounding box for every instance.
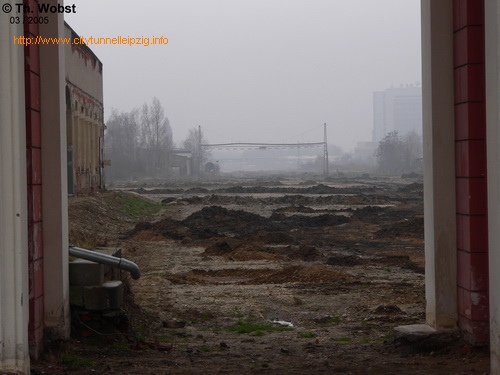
[203,238,245,255]
[270,212,350,229]
[326,254,363,267]
[375,217,424,239]
[167,265,355,285]
[183,206,276,237]
[377,255,425,274]
[245,231,295,245]
[398,182,423,193]
[126,218,191,240]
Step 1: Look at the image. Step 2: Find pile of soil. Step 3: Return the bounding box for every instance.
[127,205,350,242]
[375,217,424,239]
[167,265,355,285]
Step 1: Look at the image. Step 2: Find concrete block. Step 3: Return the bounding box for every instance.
[394,324,437,339]
[73,280,124,311]
[83,285,108,311]
[69,259,104,286]
[102,280,124,309]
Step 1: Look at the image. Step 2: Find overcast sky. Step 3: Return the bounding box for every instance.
[65,0,421,152]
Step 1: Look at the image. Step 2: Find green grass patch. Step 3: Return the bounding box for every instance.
[60,353,94,368]
[378,331,395,342]
[198,345,214,352]
[116,194,163,218]
[227,320,292,334]
[335,337,351,342]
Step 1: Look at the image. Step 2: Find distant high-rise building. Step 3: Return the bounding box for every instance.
[372,85,422,142]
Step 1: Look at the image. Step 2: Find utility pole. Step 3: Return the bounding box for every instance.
[323,123,329,175]
[198,125,202,175]
[297,140,300,170]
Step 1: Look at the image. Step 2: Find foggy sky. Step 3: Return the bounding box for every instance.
[65,0,421,152]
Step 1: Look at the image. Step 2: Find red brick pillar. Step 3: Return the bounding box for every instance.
[453,0,489,344]
[24,0,44,357]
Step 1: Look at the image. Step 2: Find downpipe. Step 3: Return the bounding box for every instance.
[69,245,141,279]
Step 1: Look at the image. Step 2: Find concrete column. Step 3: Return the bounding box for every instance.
[485,0,500,372]
[0,5,30,373]
[39,9,70,339]
[421,0,458,329]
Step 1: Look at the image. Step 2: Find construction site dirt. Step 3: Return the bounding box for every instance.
[32,174,489,375]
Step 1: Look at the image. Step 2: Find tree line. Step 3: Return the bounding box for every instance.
[104,97,210,181]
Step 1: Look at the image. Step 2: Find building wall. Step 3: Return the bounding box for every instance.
[453,0,489,345]
[64,23,104,194]
[373,86,423,142]
[39,9,71,348]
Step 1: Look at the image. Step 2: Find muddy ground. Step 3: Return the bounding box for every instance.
[32,174,489,374]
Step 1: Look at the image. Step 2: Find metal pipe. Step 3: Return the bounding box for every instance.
[69,246,141,279]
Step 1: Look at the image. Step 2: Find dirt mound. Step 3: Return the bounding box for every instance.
[203,238,244,255]
[226,249,285,261]
[251,265,355,284]
[167,265,354,285]
[373,304,404,315]
[264,244,322,261]
[127,218,192,240]
[375,217,424,239]
[351,205,387,223]
[131,230,169,242]
[376,255,425,274]
[301,184,339,194]
[68,191,163,248]
[398,182,423,192]
[183,206,275,236]
[126,206,350,244]
[326,254,363,267]
[202,237,318,262]
[270,212,350,229]
[246,231,295,245]
[274,205,318,214]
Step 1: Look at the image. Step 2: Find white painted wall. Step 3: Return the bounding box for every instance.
[64,24,103,103]
[485,1,500,372]
[0,3,30,373]
[421,0,457,329]
[40,10,71,340]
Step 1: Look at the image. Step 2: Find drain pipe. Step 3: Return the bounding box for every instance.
[69,245,141,280]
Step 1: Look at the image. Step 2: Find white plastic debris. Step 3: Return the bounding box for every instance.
[272,320,294,327]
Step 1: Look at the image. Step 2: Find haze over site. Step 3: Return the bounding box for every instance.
[65,0,421,153]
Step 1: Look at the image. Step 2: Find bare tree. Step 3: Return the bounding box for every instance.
[105,109,140,180]
[105,97,174,181]
[182,127,210,175]
[140,97,173,176]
